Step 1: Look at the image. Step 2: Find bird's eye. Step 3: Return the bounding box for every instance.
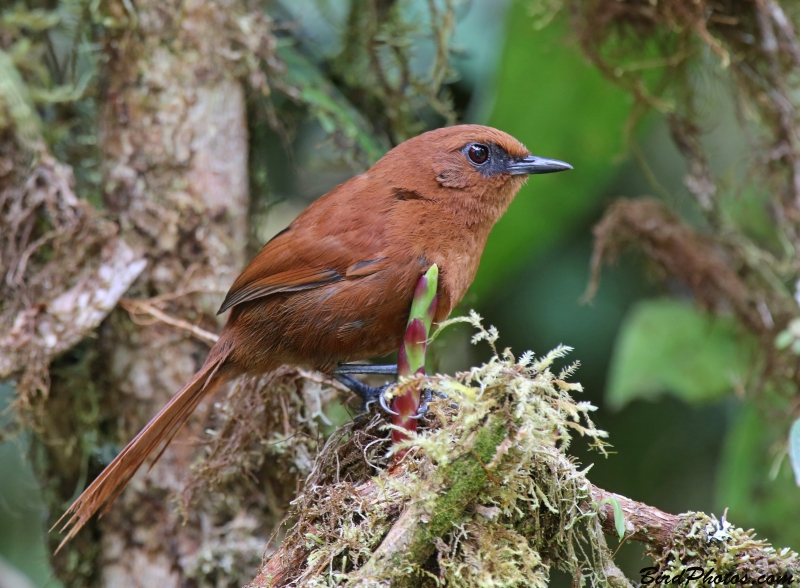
[467,143,489,165]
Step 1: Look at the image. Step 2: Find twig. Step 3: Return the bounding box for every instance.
[589,486,681,546]
[120,298,220,345]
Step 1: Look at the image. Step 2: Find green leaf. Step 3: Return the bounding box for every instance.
[717,403,762,514]
[0,49,41,144]
[401,265,439,376]
[789,418,800,487]
[600,497,626,540]
[1,7,60,31]
[775,329,794,350]
[278,44,388,166]
[607,299,751,409]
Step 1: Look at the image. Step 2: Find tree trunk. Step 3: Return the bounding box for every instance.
[45,0,253,584]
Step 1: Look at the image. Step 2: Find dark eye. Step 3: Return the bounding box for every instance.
[467,143,489,165]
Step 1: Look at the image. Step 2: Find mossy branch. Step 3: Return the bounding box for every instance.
[245,315,800,587]
[257,479,800,587]
[590,486,799,584]
[353,415,508,584]
[590,485,681,546]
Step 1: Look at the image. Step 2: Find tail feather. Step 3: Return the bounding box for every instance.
[146,359,227,471]
[53,356,228,550]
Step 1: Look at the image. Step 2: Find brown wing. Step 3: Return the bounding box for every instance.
[218,179,393,315]
[218,264,343,313]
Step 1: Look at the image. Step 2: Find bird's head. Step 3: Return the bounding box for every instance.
[374,125,571,223]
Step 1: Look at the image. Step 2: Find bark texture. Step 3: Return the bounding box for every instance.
[0,139,145,404]
[95,7,248,587]
[43,0,254,585]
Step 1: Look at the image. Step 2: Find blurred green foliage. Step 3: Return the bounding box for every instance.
[475,0,799,574]
[476,9,631,296]
[606,299,751,409]
[717,404,800,549]
[277,44,389,166]
[0,385,61,588]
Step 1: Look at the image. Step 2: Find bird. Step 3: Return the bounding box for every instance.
[54,124,572,546]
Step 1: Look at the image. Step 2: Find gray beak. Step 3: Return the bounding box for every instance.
[508,155,573,175]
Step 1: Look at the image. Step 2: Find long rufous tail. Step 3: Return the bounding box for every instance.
[54,353,229,550]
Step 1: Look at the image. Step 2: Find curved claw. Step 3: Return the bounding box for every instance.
[334,373,399,416]
[379,390,400,416]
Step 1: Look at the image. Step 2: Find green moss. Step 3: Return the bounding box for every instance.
[428,416,508,538]
[647,512,799,587]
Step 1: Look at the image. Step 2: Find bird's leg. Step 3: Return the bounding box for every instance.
[333,364,398,413]
[334,364,398,375]
[332,373,397,415]
[332,365,442,418]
